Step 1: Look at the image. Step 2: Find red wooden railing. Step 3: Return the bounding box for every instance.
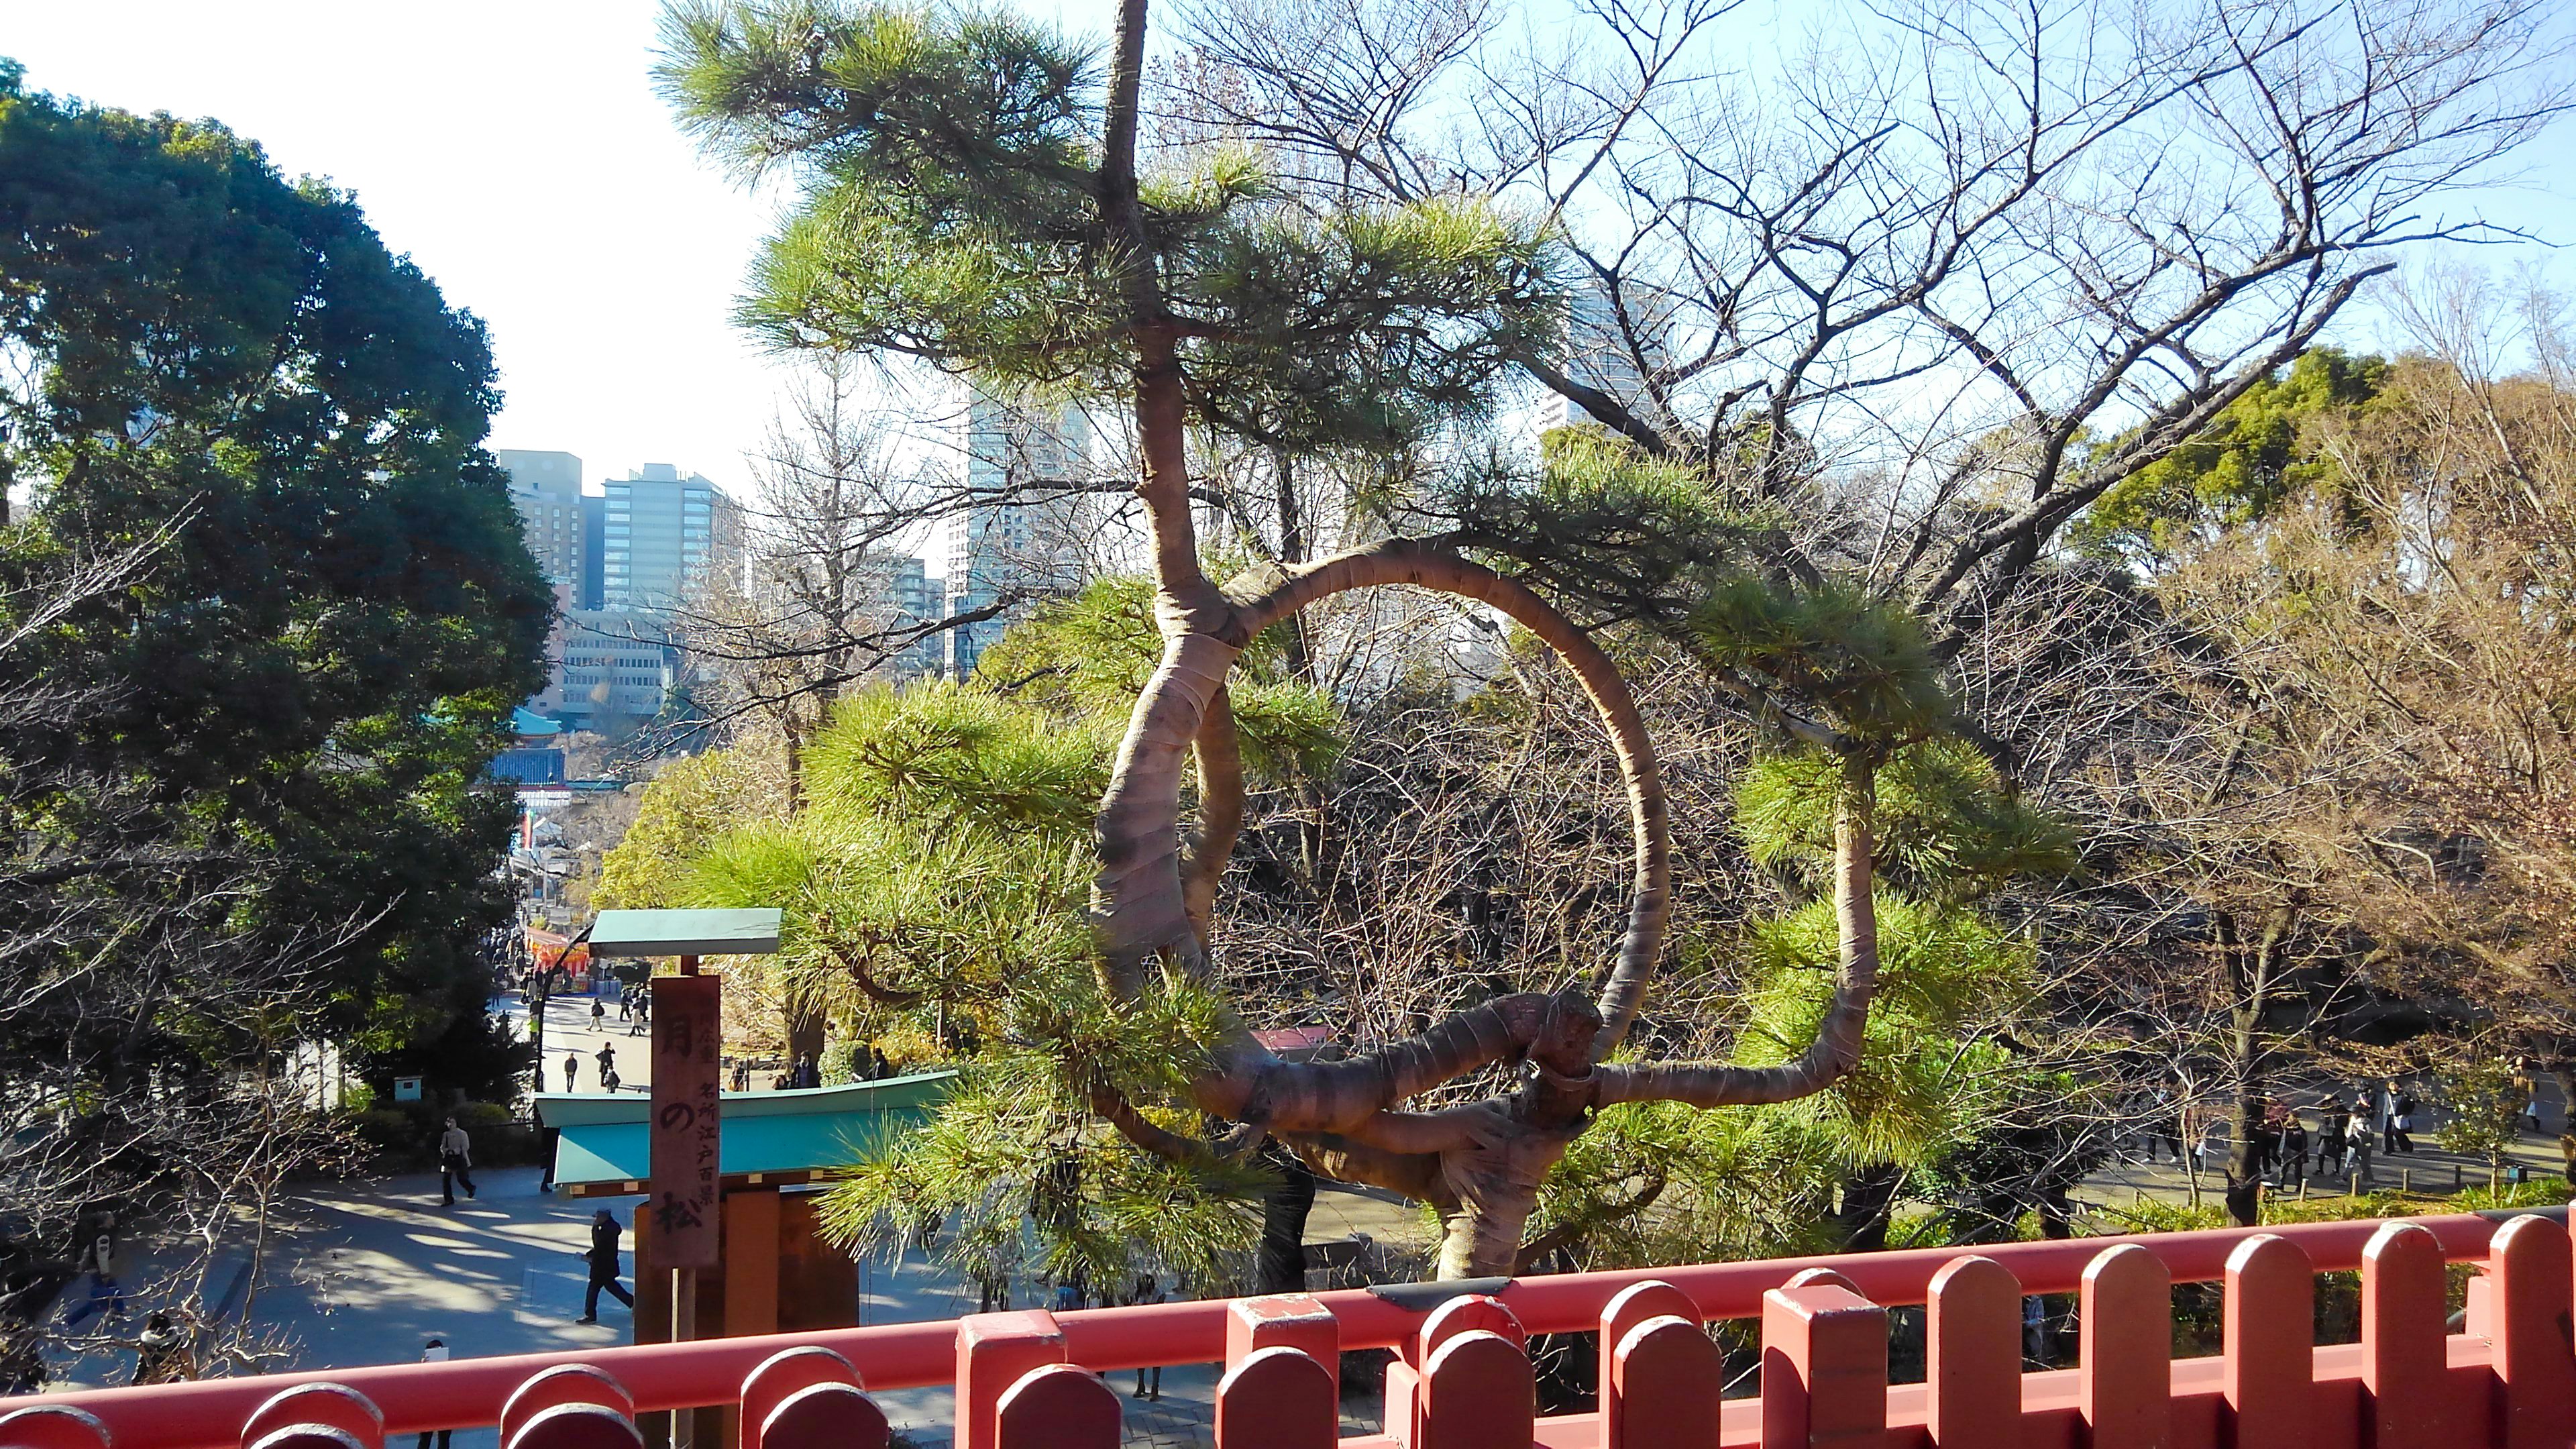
[4,1208,2569,1449]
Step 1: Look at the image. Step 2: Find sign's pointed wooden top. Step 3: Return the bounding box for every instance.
[590,908,782,957]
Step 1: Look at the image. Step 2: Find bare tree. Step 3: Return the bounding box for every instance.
[0,538,358,1387]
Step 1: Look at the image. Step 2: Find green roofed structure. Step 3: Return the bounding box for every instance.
[587,907,782,958]
[536,1073,955,1198]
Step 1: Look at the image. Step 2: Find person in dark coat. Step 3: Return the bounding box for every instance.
[577,1210,634,1323]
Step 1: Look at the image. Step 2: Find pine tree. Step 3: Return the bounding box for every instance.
[657,0,1975,1278]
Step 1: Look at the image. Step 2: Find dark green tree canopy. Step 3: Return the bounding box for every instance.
[0,66,553,1037]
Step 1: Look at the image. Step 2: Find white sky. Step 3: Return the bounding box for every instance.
[0,0,1117,498]
[7,1,2572,505]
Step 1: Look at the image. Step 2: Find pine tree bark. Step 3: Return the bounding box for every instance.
[1083,0,1883,1279]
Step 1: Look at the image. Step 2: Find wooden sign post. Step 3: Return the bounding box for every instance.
[649,964,723,1271]
[593,908,780,1449]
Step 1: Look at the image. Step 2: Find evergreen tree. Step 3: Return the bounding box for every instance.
[0,64,553,1069]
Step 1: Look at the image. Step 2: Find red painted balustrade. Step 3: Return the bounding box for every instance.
[5,1208,2571,1449]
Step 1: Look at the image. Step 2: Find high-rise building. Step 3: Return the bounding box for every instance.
[943,395,1085,677]
[888,554,947,679]
[553,612,677,731]
[498,449,587,600]
[1535,283,1653,434]
[578,494,606,610]
[602,464,732,610]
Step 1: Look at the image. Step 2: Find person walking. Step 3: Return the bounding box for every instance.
[577,1210,633,1324]
[133,1311,193,1385]
[2149,1090,2183,1165]
[590,998,606,1030]
[562,1052,580,1093]
[594,1044,616,1090]
[2276,1115,2310,1188]
[2347,1098,2375,1185]
[616,993,631,1023]
[601,1063,621,1093]
[413,1338,451,1449]
[62,1220,125,1328]
[2390,1087,2419,1153]
[1128,1276,1166,1400]
[2317,1105,2349,1178]
[2380,1080,2402,1155]
[438,1117,478,1205]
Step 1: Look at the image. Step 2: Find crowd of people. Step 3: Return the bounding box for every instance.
[2135,1073,2565,1186]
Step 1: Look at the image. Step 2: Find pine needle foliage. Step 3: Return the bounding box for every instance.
[1736,740,2078,905]
[601,635,1350,1295]
[1688,578,1951,743]
[1733,894,2037,1165]
[818,1049,1269,1301]
[974,575,1344,781]
[1529,1095,1845,1269]
[656,0,1554,445]
[1445,426,1773,621]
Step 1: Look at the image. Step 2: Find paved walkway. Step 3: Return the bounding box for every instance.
[36,1157,1420,1449]
[500,991,651,1098]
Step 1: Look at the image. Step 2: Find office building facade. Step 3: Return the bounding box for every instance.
[943,394,1085,677]
[602,464,730,610]
[1534,283,1654,434]
[498,449,588,602]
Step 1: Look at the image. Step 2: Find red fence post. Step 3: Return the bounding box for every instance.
[1227,1295,1340,1401]
[754,1385,885,1449]
[1214,1346,1339,1449]
[955,1311,1066,1449]
[246,1432,365,1449]
[1387,1295,1525,1447]
[2485,1214,2576,1449]
[738,1346,882,1449]
[2363,1221,2448,1449]
[1927,1256,2020,1449]
[2224,1234,2314,1449]
[1418,1332,1534,1449]
[505,1405,642,1449]
[994,1365,1118,1449]
[0,1407,113,1449]
[497,1361,633,1433]
[1599,1279,1699,1428]
[239,1387,383,1449]
[1609,1315,1723,1449]
[498,1368,634,1449]
[738,1348,861,1449]
[2079,1244,2171,1449]
[1760,1283,1888,1449]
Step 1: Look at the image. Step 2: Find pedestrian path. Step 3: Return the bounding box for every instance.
[497,992,652,1098]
